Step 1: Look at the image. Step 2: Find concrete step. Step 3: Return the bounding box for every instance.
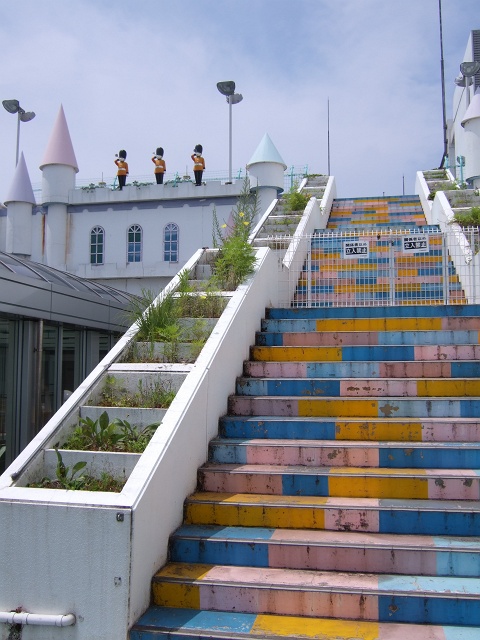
[243,359,480,379]
[255,330,480,347]
[219,415,480,442]
[170,524,480,577]
[261,315,480,332]
[197,463,480,500]
[235,377,480,398]
[150,562,480,625]
[184,492,480,536]
[227,394,480,418]
[264,304,480,320]
[131,607,480,639]
[208,437,480,469]
[250,344,480,362]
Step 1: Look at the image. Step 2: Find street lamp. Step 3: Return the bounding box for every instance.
[216,81,243,184]
[455,62,480,109]
[2,99,36,166]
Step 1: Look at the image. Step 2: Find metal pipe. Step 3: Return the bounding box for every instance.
[228,95,233,184]
[0,611,76,627]
[438,0,448,168]
[15,111,21,166]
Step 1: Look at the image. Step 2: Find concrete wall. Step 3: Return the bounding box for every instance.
[0,246,279,640]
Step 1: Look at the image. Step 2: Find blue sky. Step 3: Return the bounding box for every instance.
[0,0,478,199]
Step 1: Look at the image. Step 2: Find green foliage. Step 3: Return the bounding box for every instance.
[29,448,124,492]
[210,177,258,290]
[211,234,257,291]
[284,184,310,212]
[62,410,159,453]
[212,177,259,248]
[97,375,176,409]
[451,206,480,228]
[127,289,178,343]
[54,448,87,489]
[427,182,460,200]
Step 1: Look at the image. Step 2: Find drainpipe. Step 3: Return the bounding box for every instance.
[0,611,75,627]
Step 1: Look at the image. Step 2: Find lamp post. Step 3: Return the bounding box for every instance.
[2,99,36,166]
[455,62,480,109]
[216,81,243,184]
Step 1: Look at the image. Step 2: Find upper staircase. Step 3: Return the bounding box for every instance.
[131,195,480,639]
[294,195,465,307]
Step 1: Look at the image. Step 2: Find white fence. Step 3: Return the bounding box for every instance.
[274,226,480,307]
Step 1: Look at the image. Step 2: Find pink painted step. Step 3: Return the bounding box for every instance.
[198,463,480,500]
[244,360,476,378]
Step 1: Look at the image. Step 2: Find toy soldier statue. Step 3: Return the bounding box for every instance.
[114,150,129,190]
[191,144,205,186]
[152,147,166,184]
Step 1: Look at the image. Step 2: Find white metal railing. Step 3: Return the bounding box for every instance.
[271,226,480,308]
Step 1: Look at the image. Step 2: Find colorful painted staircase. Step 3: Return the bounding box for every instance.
[130,197,480,639]
[294,195,465,307]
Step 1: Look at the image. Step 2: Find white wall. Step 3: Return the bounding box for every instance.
[0,246,279,640]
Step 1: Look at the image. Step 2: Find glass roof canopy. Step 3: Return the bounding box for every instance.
[0,252,137,332]
[0,252,133,304]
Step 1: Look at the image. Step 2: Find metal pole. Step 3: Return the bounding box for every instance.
[228,95,233,183]
[327,98,331,175]
[438,0,448,168]
[465,76,471,109]
[15,111,21,166]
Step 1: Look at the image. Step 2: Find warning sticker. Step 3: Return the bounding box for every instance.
[343,240,369,259]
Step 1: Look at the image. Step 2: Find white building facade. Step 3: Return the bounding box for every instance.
[448,29,480,188]
[1,107,287,295]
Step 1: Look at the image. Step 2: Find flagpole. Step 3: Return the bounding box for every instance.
[438,0,448,168]
[327,98,331,176]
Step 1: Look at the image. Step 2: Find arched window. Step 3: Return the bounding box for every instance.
[90,226,104,265]
[127,224,142,263]
[164,223,179,263]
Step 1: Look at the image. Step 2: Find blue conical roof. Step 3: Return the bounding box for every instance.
[247,133,286,169]
[4,153,36,205]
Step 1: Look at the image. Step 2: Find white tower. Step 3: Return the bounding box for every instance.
[40,105,79,269]
[461,88,480,190]
[246,133,287,219]
[4,152,35,257]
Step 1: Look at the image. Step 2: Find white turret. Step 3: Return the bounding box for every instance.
[246,133,287,218]
[4,153,35,257]
[40,105,79,269]
[461,88,480,189]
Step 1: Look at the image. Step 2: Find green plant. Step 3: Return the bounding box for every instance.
[29,469,124,492]
[212,177,259,248]
[27,448,88,490]
[62,411,159,453]
[96,376,176,409]
[114,418,159,453]
[451,207,480,227]
[127,289,178,343]
[284,183,310,212]
[209,179,258,291]
[64,411,122,451]
[211,234,257,290]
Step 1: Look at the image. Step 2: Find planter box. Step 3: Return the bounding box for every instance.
[14,448,140,488]
[79,405,167,427]
[445,191,480,208]
[86,367,188,406]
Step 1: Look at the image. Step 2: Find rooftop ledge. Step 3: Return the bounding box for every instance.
[68,179,245,205]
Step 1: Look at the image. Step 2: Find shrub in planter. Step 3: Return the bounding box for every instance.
[61,410,160,453]
[28,448,124,492]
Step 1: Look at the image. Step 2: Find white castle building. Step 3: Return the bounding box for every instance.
[0,106,287,296]
[448,29,480,187]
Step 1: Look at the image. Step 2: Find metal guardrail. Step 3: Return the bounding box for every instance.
[30,167,310,203]
[269,226,480,308]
